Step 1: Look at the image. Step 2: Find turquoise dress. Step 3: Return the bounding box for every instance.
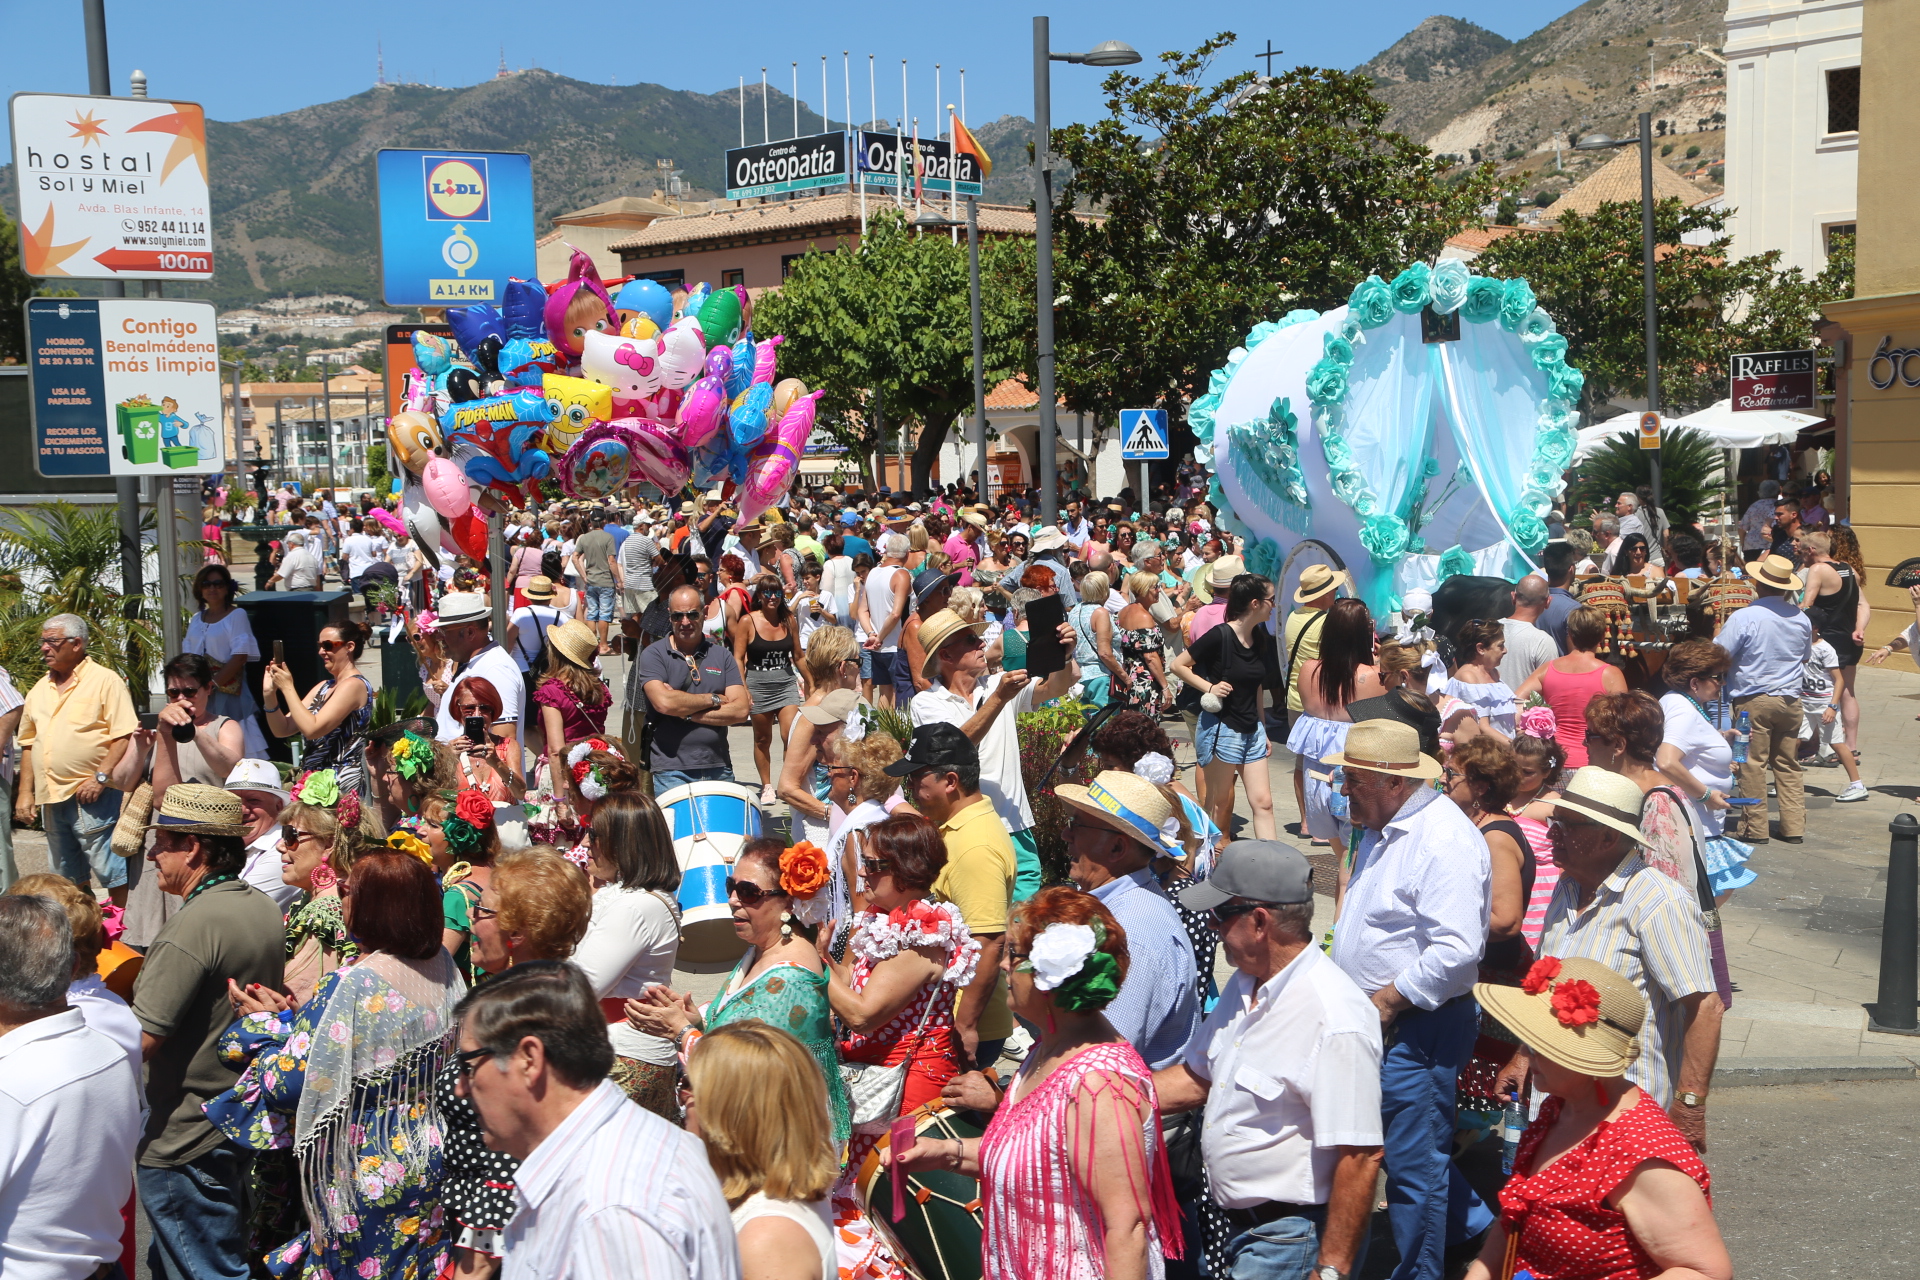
[205,966,453,1280]
[704,951,852,1147]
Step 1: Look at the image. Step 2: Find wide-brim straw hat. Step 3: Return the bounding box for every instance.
[1055,770,1177,857]
[432,592,490,627]
[959,510,988,529]
[1751,552,1803,592]
[523,575,556,602]
[918,608,990,679]
[1322,719,1442,781]
[546,618,601,669]
[1474,956,1646,1078]
[1551,766,1652,845]
[1208,555,1248,588]
[1031,526,1068,553]
[143,783,249,837]
[1294,563,1351,602]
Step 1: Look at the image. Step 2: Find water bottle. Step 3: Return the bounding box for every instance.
[1500,1093,1526,1175]
[1731,710,1751,766]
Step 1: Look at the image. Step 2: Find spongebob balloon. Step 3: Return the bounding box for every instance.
[542,374,612,455]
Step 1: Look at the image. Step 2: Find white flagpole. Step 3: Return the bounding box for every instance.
[739,75,745,146]
[821,56,829,134]
[865,56,876,238]
[897,62,907,210]
[947,102,959,243]
[761,67,768,144]
[791,62,798,139]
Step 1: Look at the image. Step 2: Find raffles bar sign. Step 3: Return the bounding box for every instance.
[1729,348,1816,411]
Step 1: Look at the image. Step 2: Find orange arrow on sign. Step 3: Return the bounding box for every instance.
[92,247,209,273]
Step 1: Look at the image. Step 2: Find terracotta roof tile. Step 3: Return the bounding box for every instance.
[1444,224,1549,252]
[608,192,1066,252]
[1549,149,1707,222]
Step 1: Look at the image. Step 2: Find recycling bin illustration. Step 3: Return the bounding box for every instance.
[116,403,162,464]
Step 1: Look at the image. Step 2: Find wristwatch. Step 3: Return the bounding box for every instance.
[1679,1090,1706,1107]
[1315,1267,1348,1280]
[708,692,721,709]
[94,771,109,785]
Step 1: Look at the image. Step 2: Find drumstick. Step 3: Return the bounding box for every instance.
[1034,701,1124,795]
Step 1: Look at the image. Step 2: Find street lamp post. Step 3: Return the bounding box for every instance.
[1033,19,1139,527]
[914,202,990,503]
[1575,111,1662,516]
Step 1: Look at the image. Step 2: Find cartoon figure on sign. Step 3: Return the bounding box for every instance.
[158,397,187,449]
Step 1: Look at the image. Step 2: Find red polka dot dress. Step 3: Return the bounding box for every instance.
[1501,1091,1712,1279]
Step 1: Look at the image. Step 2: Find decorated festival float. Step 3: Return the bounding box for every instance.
[1197,259,1750,676]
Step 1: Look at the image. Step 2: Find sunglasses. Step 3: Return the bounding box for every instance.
[859,857,892,879]
[454,1046,498,1080]
[317,639,347,652]
[166,685,204,700]
[668,609,703,621]
[472,903,499,921]
[726,877,788,907]
[1209,900,1266,927]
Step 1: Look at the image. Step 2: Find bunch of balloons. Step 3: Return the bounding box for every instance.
[384,245,822,566]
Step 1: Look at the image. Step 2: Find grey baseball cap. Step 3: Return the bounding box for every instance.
[1179,840,1314,912]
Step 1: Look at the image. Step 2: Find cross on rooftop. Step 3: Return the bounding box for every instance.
[1256,41,1284,75]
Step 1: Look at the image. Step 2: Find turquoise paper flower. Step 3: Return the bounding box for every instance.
[1536,426,1578,470]
[1322,432,1356,472]
[1436,545,1477,580]
[1339,315,1363,343]
[1508,507,1548,554]
[1529,333,1570,368]
[1547,362,1586,404]
[1323,331,1355,366]
[1462,278,1505,325]
[1429,260,1471,315]
[1360,514,1410,562]
[1517,308,1558,345]
[1348,275,1394,329]
[1391,263,1433,313]
[1305,359,1350,406]
[1500,278,1538,333]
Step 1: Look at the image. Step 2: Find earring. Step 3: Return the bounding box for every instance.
[780,910,793,941]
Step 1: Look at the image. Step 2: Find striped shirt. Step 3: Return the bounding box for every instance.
[502,1079,738,1280]
[1537,854,1716,1107]
[1087,868,1201,1069]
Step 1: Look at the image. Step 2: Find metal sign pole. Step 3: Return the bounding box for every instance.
[156,478,183,653]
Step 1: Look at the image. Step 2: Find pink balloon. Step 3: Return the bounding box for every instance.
[751,334,784,386]
[367,507,405,538]
[422,457,471,519]
[628,417,693,493]
[676,374,730,452]
[740,390,821,517]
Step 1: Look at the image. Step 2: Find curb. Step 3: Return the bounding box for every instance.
[1714,1056,1920,1087]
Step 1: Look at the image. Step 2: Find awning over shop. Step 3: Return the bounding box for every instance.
[1572,400,1828,462]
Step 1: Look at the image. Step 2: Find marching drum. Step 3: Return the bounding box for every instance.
[655,780,763,971]
[855,1103,987,1280]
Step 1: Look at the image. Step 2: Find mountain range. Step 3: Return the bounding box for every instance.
[0,0,1730,310]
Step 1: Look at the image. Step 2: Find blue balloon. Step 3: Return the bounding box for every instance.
[728,381,773,450]
[681,281,712,321]
[614,279,674,332]
[725,336,756,401]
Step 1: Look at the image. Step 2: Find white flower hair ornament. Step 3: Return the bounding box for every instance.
[1019,918,1123,1012]
[1132,752,1175,785]
[566,738,624,802]
[842,703,876,744]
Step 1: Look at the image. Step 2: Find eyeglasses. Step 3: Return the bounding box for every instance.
[471,903,499,921]
[726,877,788,907]
[668,610,703,621]
[279,828,320,847]
[1209,900,1267,927]
[827,765,859,778]
[859,857,892,879]
[454,1046,499,1080]
[166,685,204,701]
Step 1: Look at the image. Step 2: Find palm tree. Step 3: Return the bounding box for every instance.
[0,502,161,692]
[1565,427,1730,525]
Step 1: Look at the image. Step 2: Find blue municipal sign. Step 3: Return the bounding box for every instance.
[1119,408,1169,460]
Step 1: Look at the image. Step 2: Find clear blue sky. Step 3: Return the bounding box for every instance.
[3,0,1567,164]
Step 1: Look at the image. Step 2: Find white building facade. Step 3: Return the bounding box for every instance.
[1724,0,1861,275]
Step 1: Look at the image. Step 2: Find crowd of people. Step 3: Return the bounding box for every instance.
[5,467,1891,1280]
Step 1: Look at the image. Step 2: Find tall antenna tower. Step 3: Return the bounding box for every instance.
[497,46,510,79]
[376,41,387,87]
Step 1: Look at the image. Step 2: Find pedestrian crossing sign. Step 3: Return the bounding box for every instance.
[1120,408,1169,460]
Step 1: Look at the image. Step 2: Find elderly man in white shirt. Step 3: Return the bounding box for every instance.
[0,895,141,1280]
[454,961,736,1280]
[1327,721,1494,1280]
[224,760,300,910]
[1156,840,1383,1280]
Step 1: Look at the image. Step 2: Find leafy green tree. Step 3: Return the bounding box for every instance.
[1566,427,1728,522]
[0,208,36,364]
[1476,201,1855,416]
[754,208,1029,492]
[0,502,160,692]
[366,442,390,497]
[1035,33,1497,443]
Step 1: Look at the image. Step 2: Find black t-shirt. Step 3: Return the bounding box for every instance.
[1186,622,1279,732]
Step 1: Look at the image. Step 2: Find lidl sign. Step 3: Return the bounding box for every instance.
[376,149,534,306]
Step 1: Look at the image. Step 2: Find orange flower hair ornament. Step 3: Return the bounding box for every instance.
[779,841,832,927]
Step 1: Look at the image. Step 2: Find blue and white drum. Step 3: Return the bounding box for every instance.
[655,780,764,971]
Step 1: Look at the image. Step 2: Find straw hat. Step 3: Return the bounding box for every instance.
[1208,554,1247,588]
[1750,552,1803,593]
[523,575,556,603]
[545,617,601,669]
[1551,766,1651,845]
[1474,956,1646,1078]
[432,593,490,627]
[143,783,249,837]
[800,688,864,726]
[959,510,988,529]
[917,608,989,679]
[1294,563,1351,603]
[1321,719,1442,781]
[1054,770,1177,858]
[1030,525,1068,554]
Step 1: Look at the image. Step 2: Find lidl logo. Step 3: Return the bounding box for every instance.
[425,157,489,221]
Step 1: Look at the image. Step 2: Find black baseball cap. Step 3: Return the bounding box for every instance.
[884,722,979,777]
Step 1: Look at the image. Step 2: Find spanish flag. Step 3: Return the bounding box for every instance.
[952,112,993,180]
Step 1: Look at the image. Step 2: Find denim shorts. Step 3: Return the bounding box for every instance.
[1195,711,1269,766]
[584,584,617,622]
[860,648,876,680]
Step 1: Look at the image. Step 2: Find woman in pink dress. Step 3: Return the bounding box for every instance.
[1514,605,1626,769]
[1508,724,1567,952]
[890,886,1182,1280]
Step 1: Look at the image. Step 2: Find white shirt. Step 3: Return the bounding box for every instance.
[186,608,262,666]
[66,975,143,1085]
[1329,784,1489,1008]
[1497,618,1557,690]
[279,545,323,590]
[865,564,908,650]
[910,672,1038,832]
[0,1009,140,1280]
[509,604,567,674]
[1186,947,1383,1208]
[242,825,301,909]
[571,886,681,1065]
[503,1078,738,1280]
[0,667,22,784]
[435,643,526,742]
[341,532,386,579]
[731,1193,834,1280]
[1658,691,1734,838]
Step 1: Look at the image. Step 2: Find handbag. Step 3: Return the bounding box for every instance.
[841,982,942,1134]
[110,782,152,861]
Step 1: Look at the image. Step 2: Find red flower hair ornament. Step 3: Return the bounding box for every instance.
[1520,955,1562,995]
[1550,978,1602,1027]
[454,789,495,829]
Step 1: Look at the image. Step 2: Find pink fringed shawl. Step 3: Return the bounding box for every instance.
[977,1040,1184,1280]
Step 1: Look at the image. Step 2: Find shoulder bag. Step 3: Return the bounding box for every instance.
[841,975,942,1134]
[1273,609,1328,737]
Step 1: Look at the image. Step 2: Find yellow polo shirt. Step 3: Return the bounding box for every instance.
[20,656,140,803]
[934,795,1015,1040]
